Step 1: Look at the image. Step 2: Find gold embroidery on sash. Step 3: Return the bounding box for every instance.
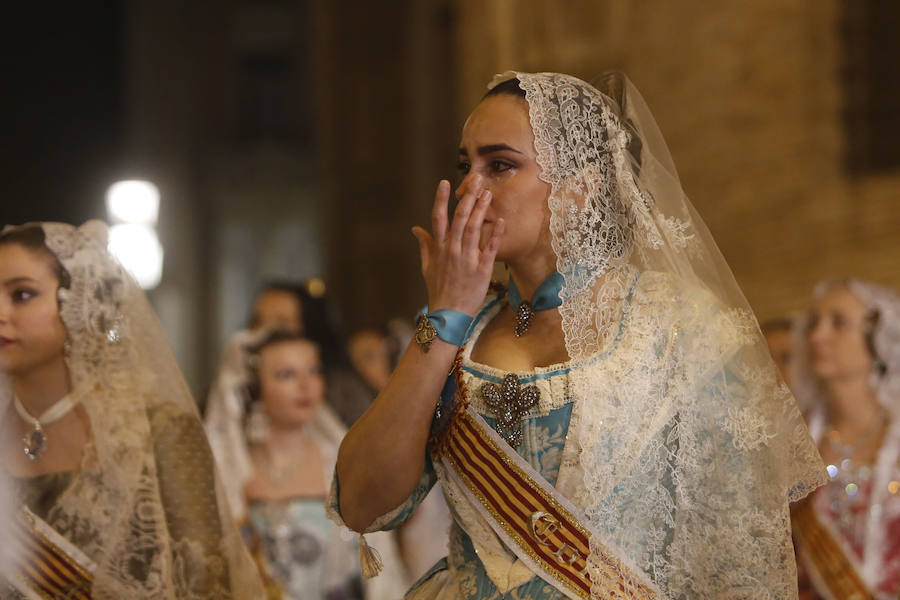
[437,360,661,599]
[7,508,94,600]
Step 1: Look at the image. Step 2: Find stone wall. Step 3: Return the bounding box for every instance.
[452,0,900,319]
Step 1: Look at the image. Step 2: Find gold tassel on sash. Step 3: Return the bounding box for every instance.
[359,534,383,578]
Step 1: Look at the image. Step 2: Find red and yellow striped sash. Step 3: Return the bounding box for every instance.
[441,406,661,600]
[5,508,94,600]
[792,498,873,600]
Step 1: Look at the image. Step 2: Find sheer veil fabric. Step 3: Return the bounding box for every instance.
[0,221,264,599]
[491,71,827,598]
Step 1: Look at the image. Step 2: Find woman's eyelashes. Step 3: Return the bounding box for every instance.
[273,366,322,380]
[274,368,296,380]
[11,287,38,303]
[455,158,516,177]
[808,311,855,334]
[490,159,514,173]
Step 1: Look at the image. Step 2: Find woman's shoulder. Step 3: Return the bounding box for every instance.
[632,271,735,323]
[631,271,759,370]
[633,270,711,305]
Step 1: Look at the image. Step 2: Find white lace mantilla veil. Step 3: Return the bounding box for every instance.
[204,328,264,521]
[0,221,264,599]
[490,71,827,598]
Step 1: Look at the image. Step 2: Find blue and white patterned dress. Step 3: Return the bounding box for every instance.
[245,497,364,600]
[329,279,637,600]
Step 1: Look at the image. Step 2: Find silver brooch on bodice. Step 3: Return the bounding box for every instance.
[480,374,539,448]
[514,302,535,337]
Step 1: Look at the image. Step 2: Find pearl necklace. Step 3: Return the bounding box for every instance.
[13,391,82,461]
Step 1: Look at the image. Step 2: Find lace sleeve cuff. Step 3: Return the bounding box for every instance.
[326,452,438,533]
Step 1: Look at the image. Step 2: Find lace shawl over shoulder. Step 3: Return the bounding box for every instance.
[489,72,826,598]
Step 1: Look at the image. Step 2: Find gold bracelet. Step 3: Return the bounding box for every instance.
[414,314,438,352]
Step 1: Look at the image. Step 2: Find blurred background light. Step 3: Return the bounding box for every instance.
[306,277,326,298]
[106,180,160,225]
[108,223,164,289]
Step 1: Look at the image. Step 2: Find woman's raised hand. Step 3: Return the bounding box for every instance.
[411,177,505,317]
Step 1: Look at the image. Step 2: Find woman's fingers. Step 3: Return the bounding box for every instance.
[448,176,482,250]
[431,180,451,245]
[462,190,491,257]
[448,193,478,252]
[480,217,505,269]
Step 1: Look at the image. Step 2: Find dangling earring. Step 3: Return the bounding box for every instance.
[246,401,269,443]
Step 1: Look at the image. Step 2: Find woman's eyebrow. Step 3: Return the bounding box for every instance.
[2,276,37,286]
[458,143,524,156]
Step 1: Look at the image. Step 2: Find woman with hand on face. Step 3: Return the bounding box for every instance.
[206,330,408,600]
[0,221,263,599]
[791,280,900,600]
[330,71,826,599]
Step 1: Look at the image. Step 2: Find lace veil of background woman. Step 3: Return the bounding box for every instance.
[330,71,827,599]
[0,220,264,599]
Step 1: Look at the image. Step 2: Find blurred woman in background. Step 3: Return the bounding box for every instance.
[0,221,262,598]
[791,279,900,599]
[347,329,394,396]
[205,329,407,599]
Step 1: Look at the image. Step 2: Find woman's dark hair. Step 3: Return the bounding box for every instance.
[244,330,321,402]
[483,77,526,100]
[249,280,350,372]
[0,225,71,289]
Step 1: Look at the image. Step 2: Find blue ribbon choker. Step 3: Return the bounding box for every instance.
[507,271,564,337]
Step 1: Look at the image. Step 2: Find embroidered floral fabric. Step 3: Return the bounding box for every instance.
[328,294,580,598]
[245,497,363,600]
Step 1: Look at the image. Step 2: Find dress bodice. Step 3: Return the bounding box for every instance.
[246,496,363,600]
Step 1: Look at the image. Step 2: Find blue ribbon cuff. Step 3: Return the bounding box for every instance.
[427,309,475,347]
